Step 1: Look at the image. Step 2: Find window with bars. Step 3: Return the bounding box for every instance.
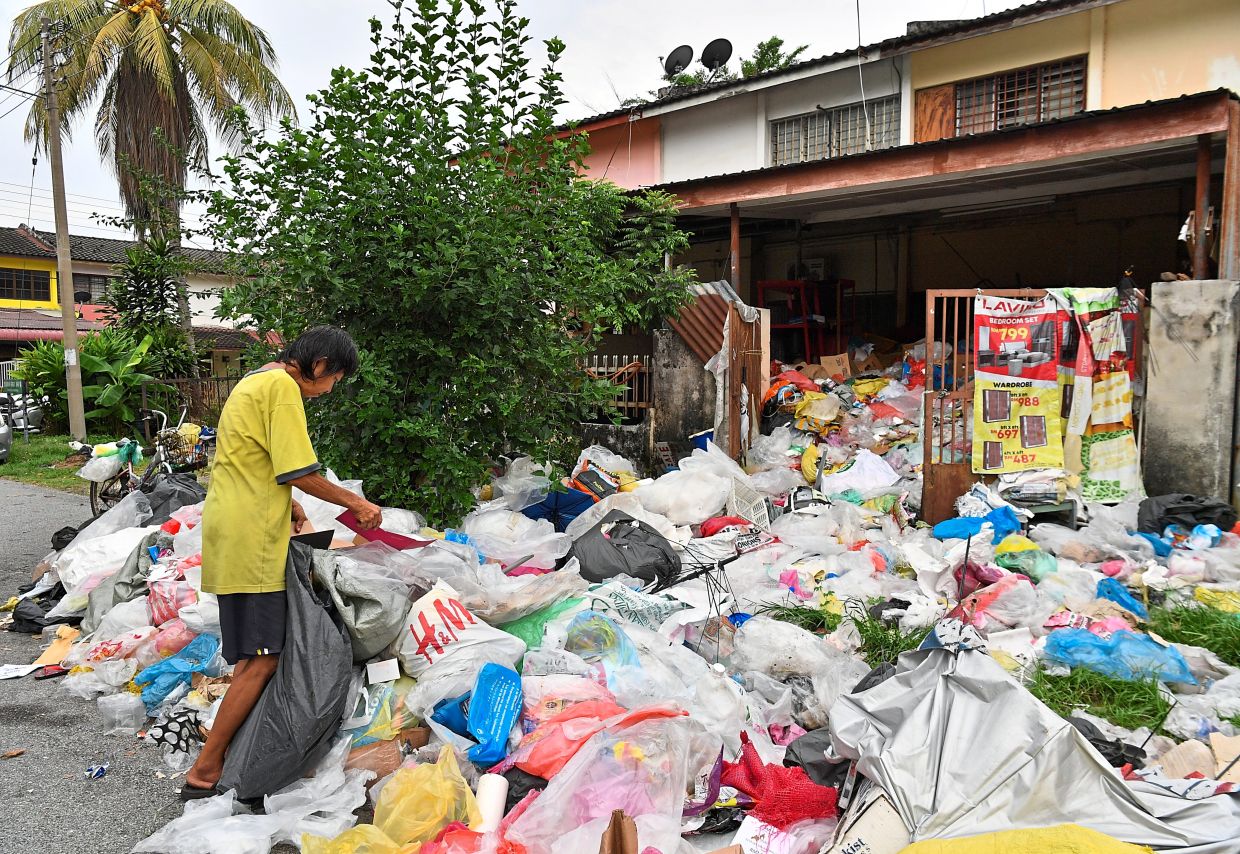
[954,56,1086,136]
[770,95,901,167]
[0,268,51,302]
[72,273,117,302]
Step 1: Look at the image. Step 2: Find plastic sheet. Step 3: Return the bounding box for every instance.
[134,633,221,713]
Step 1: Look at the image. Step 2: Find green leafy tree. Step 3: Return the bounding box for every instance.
[101,237,196,378]
[741,36,809,78]
[207,0,695,524]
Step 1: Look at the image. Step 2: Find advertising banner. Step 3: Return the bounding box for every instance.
[972,295,1063,473]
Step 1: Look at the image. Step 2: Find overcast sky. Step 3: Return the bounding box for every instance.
[0,0,1027,239]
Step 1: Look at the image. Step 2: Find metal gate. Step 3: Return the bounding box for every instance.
[921,288,1046,524]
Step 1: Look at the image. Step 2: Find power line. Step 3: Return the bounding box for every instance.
[0,88,37,123]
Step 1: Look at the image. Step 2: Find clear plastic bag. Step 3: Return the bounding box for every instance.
[507,716,692,854]
[459,509,571,569]
[748,427,795,471]
[494,457,552,511]
[98,691,147,735]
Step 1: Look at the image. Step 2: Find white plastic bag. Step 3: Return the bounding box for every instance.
[77,454,123,483]
[748,427,795,471]
[459,509,570,569]
[817,449,899,494]
[635,469,730,526]
[389,582,526,679]
[564,492,682,544]
[93,596,154,643]
[179,593,221,638]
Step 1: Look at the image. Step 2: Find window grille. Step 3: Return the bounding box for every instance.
[0,268,51,302]
[954,56,1086,136]
[770,95,901,167]
[73,273,117,302]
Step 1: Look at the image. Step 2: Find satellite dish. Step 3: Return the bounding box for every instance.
[701,38,732,71]
[663,45,694,77]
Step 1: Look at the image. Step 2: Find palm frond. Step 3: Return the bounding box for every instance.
[129,6,178,100]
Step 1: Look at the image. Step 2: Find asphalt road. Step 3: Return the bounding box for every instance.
[0,479,184,854]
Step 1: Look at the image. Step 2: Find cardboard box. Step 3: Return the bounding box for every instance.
[853,354,886,375]
[397,726,431,751]
[344,740,403,785]
[821,787,909,854]
[819,353,852,380]
[790,361,832,381]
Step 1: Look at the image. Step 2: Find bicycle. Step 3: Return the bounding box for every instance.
[88,405,212,517]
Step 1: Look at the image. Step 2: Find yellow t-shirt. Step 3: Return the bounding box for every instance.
[201,368,319,594]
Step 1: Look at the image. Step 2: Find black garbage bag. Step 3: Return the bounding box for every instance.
[1137,494,1237,535]
[784,727,850,789]
[10,598,52,633]
[567,510,680,585]
[1068,716,1146,768]
[145,473,206,525]
[217,542,353,800]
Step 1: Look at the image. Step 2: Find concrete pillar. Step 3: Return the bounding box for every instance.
[1143,280,1240,502]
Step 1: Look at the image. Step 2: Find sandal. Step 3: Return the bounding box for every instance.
[178,783,220,801]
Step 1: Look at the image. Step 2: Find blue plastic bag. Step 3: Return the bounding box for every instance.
[932,506,1021,541]
[1043,629,1196,685]
[1096,577,1149,620]
[134,633,220,712]
[431,664,523,766]
[466,664,522,766]
[564,610,640,688]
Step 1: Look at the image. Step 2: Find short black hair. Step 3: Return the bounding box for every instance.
[279,326,359,379]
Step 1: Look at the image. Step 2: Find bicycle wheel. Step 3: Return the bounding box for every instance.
[90,472,131,517]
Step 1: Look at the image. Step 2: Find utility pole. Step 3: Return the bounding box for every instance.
[42,16,86,441]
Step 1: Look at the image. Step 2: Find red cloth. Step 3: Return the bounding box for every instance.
[721,732,838,830]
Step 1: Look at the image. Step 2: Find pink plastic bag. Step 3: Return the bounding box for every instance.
[149,580,197,626]
[154,618,198,657]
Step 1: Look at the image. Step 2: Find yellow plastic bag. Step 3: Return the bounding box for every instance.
[375,746,482,846]
[900,824,1154,854]
[995,534,1040,555]
[800,444,820,484]
[1195,587,1240,614]
[302,824,416,854]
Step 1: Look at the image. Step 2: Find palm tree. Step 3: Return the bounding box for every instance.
[9,0,295,228]
[7,1,295,372]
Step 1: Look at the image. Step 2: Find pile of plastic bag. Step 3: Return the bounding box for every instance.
[8,426,1240,854]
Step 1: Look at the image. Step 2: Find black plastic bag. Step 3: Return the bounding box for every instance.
[145,473,206,525]
[1137,494,1237,535]
[784,727,850,789]
[567,510,681,585]
[217,542,353,800]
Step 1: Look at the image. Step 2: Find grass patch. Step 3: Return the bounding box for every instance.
[0,431,94,494]
[756,602,843,634]
[1147,604,1240,667]
[848,607,932,668]
[1028,667,1170,732]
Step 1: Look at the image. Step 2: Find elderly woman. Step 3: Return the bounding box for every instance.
[182,326,382,799]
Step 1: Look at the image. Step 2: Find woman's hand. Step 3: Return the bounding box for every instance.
[351,499,383,530]
[291,499,308,533]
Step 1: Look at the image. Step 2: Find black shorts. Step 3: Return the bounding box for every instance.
[217,591,287,665]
